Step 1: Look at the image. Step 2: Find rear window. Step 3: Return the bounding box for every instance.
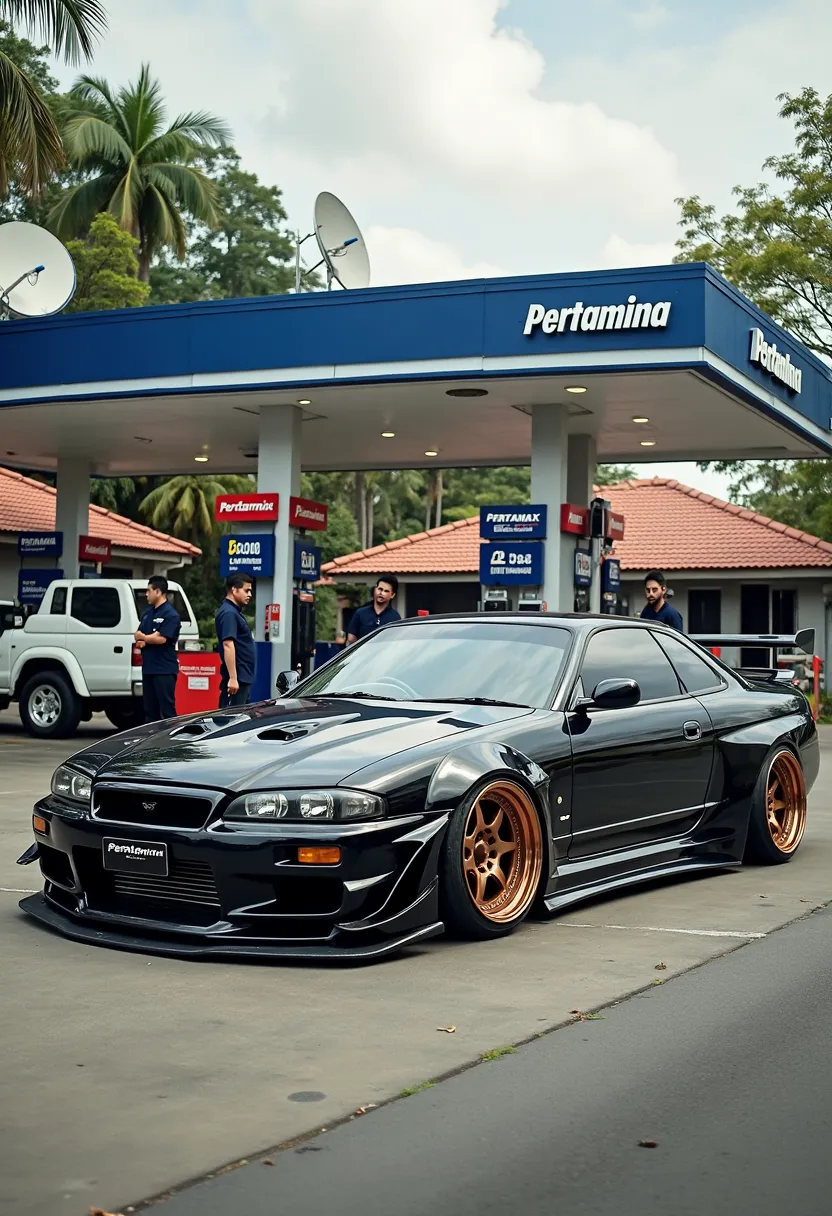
[133,588,192,624]
[71,586,121,629]
[654,632,725,694]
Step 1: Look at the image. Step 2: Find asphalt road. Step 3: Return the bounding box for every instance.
[157,902,832,1216]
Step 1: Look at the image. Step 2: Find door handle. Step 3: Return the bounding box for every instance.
[683,721,702,741]
[114,646,123,653]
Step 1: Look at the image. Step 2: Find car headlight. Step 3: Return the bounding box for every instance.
[223,789,384,823]
[51,765,92,804]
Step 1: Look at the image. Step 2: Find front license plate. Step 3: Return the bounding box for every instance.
[103,838,168,877]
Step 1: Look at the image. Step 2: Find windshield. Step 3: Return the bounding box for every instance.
[299,621,573,708]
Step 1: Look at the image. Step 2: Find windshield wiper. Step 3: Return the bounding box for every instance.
[313,691,399,701]
[414,696,531,709]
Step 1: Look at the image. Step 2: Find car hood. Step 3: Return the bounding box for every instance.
[70,697,535,791]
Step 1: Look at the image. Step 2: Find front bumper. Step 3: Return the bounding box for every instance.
[21,797,447,962]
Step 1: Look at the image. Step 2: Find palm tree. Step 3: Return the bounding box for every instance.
[0,0,107,195]
[49,63,231,279]
[140,474,252,548]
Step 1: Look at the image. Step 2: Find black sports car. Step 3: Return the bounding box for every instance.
[19,614,818,961]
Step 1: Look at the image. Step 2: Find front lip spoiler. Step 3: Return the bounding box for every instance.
[18,894,444,963]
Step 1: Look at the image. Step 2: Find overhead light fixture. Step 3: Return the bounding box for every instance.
[640,440,656,447]
[565,386,587,394]
[381,431,395,438]
[425,449,439,457]
[297,398,312,406]
[446,388,488,398]
[632,416,649,424]
[194,454,210,463]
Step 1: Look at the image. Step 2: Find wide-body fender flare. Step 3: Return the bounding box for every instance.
[11,649,91,699]
[706,710,819,811]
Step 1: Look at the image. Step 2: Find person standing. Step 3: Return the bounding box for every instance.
[135,575,181,723]
[215,573,256,707]
[346,575,401,644]
[640,570,684,632]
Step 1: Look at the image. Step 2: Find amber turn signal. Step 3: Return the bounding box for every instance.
[32,814,49,835]
[297,846,341,865]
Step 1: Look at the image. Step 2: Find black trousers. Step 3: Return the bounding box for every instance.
[143,673,178,722]
[219,679,252,709]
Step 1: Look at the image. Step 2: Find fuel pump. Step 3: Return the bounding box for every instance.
[291,538,321,676]
[481,589,509,612]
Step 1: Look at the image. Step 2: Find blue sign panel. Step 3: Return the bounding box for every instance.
[18,531,63,558]
[574,549,592,588]
[480,542,544,586]
[219,534,275,578]
[18,569,64,604]
[293,541,321,582]
[602,558,621,592]
[479,505,548,540]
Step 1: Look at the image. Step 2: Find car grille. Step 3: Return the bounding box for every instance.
[92,788,214,831]
[112,859,221,908]
[74,847,221,926]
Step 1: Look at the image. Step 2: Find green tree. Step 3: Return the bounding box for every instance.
[49,63,231,280]
[65,210,149,311]
[139,473,252,548]
[675,88,832,359]
[694,459,832,541]
[597,464,636,486]
[0,0,105,197]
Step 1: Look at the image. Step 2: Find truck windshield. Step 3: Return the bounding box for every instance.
[298,621,573,709]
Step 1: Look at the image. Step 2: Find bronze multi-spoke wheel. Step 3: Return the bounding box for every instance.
[745,746,807,865]
[440,779,544,938]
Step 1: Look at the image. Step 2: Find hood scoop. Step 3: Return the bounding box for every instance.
[170,713,250,740]
[258,722,320,742]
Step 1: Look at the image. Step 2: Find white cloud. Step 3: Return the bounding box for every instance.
[596,233,677,269]
[628,3,671,32]
[366,226,505,287]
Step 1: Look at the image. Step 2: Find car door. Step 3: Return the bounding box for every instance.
[65,583,131,693]
[566,626,714,858]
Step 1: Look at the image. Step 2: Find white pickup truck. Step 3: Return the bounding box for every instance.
[0,578,199,738]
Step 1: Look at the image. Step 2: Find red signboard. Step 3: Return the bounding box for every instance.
[559,504,590,536]
[176,653,222,716]
[605,510,625,540]
[289,496,328,531]
[214,493,279,522]
[78,535,111,562]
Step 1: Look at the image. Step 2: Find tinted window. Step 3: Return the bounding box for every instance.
[580,628,681,703]
[71,587,121,629]
[49,587,67,615]
[300,622,573,708]
[132,589,192,624]
[689,589,721,634]
[655,633,724,694]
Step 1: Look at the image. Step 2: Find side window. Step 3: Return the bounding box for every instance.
[654,632,725,694]
[71,587,122,629]
[49,587,67,615]
[580,628,682,703]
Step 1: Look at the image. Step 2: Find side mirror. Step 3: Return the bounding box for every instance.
[591,677,640,710]
[276,670,301,696]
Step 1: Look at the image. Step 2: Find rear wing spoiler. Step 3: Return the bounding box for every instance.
[690,629,815,656]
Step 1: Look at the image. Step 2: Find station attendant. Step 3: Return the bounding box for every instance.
[640,569,684,632]
[135,575,181,722]
[346,575,401,644]
[215,573,256,707]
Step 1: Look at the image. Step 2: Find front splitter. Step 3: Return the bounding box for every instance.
[19,893,444,963]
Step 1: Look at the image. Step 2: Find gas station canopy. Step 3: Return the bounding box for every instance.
[0,262,830,477]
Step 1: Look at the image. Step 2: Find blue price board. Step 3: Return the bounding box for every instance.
[18,531,63,558]
[480,505,547,540]
[219,534,275,578]
[18,569,64,604]
[574,549,592,588]
[480,541,544,586]
[293,541,321,582]
[602,558,621,592]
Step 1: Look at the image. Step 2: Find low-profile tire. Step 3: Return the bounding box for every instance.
[744,745,807,865]
[19,670,82,739]
[105,701,145,732]
[439,777,544,940]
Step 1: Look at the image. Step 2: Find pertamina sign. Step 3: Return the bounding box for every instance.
[749,328,802,395]
[78,536,111,562]
[214,493,279,522]
[523,295,671,337]
[289,496,328,531]
[560,504,590,536]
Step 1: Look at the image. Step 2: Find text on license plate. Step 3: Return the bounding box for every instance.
[103,837,168,876]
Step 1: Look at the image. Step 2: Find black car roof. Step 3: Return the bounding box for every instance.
[385,612,663,633]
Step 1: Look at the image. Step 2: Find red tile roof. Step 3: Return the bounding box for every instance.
[322,478,832,576]
[0,466,200,556]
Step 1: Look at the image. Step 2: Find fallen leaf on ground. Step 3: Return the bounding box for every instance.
[90,1209,124,1216]
[655,963,667,970]
[638,1139,658,1148]
[355,1103,378,1115]
[263,1159,274,1166]
[437,1025,457,1033]
[651,978,663,985]
[570,1010,605,1021]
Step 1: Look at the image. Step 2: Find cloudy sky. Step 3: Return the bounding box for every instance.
[54,0,832,497]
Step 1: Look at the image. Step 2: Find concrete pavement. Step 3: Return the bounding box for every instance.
[2,713,832,1215]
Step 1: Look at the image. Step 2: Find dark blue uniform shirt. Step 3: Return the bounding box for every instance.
[215,599,256,683]
[640,601,684,632]
[139,600,181,674]
[347,602,401,640]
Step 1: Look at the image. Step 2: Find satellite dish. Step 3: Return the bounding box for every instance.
[312,192,370,290]
[0,221,76,319]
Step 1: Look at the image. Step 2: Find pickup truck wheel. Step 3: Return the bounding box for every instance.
[106,702,145,732]
[19,671,82,739]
